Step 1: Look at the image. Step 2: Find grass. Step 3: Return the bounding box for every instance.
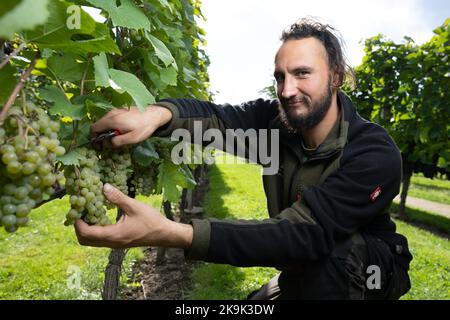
[189,159,450,300]
[408,173,450,205]
[397,219,450,300]
[190,160,278,299]
[390,202,450,235]
[0,194,162,300]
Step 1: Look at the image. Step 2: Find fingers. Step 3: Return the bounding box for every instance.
[110,131,144,147]
[74,219,119,247]
[91,108,126,135]
[102,183,133,212]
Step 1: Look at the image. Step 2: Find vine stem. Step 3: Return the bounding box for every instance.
[0,53,38,122]
[0,42,26,70]
[80,56,91,96]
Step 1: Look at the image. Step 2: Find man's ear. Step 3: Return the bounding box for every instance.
[331,70,342,88]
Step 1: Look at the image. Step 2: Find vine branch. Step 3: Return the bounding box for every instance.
[0,42,26,70]
[0,53,39,122]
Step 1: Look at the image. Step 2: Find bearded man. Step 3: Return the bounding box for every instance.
[74,18,412,300]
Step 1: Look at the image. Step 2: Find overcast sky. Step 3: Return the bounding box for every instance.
[197,0,449,104]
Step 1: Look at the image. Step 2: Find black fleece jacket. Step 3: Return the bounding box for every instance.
[154,92,412,271]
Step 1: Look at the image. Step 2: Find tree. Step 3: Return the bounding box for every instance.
[343,19,449,217]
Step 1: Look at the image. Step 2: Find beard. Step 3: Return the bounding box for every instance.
[278,78,333,132]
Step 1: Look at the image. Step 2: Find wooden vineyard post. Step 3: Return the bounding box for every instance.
[102,207,126,300]
[102,184,136,300]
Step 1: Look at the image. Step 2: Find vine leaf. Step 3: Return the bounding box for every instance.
[0,64,16,105]
[160,65,178,86]
[87,0,151,30]
[0,0,50,39]
[145,32,176,69]
[39,85,85,120]
[132,140,159,166]
[107,69,155,111]
[158,161,196,202]
[24,0,120,55]
[47,53,84,83]
[93,52,109,87]
[57,149,86,166]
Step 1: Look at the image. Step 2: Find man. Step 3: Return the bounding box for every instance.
[75,18,413,300]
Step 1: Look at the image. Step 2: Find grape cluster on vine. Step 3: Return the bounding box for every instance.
[0,102,65,233]
[63,147,111,226]
[98,149,133,196]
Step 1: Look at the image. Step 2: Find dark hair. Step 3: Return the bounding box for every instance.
[281,17,355,89]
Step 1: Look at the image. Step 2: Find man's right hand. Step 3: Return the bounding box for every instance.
[91,105,172,147]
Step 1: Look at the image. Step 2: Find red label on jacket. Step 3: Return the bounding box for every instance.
[370,186,382,202]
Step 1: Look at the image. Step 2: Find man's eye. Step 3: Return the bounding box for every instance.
[296,71,309,76]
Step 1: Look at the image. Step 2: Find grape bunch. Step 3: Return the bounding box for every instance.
[0,103,65,233]
[98,149,132,195]
[63,148,111,226]
[151,137,173,161]
[130,164,156,196]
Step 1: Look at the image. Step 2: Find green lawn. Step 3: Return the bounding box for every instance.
[0,194,161,299]
[190,160,450,300]
[409,173,450,205]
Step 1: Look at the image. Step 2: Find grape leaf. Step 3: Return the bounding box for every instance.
[87,0,151,30]
[0,0,50,39]
[39,85,85,120]
[158,160,196,202]
[56,150,85,166]
[132,140,159,166]
[160,65,178,86]
[25,1,120,55]
[0,64,16,105]
[108,68,155,111]
[93,53,109,87]
[47,53,84,82]
[145,32,176,68]
[157,162,181,203]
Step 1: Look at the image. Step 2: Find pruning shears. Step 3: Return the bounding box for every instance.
[91,129,121,144]
[78,129,121,148]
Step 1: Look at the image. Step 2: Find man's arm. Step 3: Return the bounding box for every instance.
[184,128,402,267]
[90,105,173,147]
[91,98,279,149]
[154,98,280,137]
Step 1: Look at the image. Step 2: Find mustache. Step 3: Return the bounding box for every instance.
[281,96,310,106]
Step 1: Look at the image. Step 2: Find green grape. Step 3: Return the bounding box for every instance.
[28,175,41,187]
[14,186,28,200]
[2,152,17,165]
[54,146,65,157]
[22,162,36,175]
[25,151,40,163]
[16,204,31,217]
[41,174,56,187]
[3,204,16,215]
[37,163,52,176]
[0,144,14,155]
[16,217,29,227]
[34,145,48,157]
[4,184,15,196]
[2,215,16,228]
[7,161,22,174]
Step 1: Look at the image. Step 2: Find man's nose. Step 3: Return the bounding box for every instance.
[281,76,298,99]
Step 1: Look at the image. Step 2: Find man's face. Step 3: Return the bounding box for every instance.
[274,38,334,131]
